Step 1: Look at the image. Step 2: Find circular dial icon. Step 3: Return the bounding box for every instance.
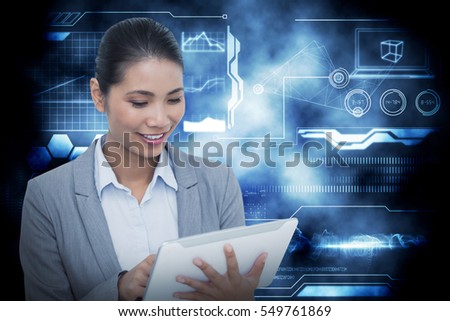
[344,89,371,117]
[415,89,440,116]
[380,89,407,116]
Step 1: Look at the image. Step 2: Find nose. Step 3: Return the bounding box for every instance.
[144,102,170,129]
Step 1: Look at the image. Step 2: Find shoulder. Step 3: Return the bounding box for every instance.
[27,141,96,191]
[28,160,75,189]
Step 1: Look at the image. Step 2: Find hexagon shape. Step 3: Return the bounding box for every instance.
[69,146,88,160]
[47,134,73,158]
[27,146,52,171]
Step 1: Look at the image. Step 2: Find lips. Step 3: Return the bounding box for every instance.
[142,133,164,140]
[138,132,167,145]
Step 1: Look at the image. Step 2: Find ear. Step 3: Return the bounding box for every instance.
[90,78,105,113]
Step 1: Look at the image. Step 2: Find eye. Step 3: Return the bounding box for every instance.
[168,97,182,105]
[131,101,148,108]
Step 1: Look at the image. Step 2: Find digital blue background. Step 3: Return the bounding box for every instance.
[2,0,449,300]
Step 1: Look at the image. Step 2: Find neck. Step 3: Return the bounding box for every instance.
[102,139,159,192]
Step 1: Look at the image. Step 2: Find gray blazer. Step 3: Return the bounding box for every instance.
[19,139,245,300]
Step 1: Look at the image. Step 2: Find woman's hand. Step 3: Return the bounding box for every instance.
[118,254,156,300]
[173,244,268,300]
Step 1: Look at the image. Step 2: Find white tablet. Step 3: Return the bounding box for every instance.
[143,217,298,301]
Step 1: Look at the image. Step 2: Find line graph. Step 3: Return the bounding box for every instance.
[181,31,226,52]
[184,76,225,93]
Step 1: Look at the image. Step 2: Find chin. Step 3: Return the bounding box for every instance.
[143,145,164,158]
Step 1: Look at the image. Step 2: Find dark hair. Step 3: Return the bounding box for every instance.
[95,17,183,94]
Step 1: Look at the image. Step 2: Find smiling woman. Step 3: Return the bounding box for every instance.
[19,17,267,301]
[91,58,186,199]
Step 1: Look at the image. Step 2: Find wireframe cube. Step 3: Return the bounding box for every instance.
[380,40,403,63]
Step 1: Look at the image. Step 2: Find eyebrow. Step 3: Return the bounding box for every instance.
[125,87,184,97]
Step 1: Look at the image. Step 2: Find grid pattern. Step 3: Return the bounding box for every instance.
[32,32,108,131]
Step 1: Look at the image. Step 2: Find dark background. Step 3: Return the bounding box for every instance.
[2,0,449,300]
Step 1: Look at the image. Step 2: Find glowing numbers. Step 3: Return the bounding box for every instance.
[415,89,440,116]
[379,89,407,116]
[344,89,371,117]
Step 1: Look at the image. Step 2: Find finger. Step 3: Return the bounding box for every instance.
[135,284,146,299]
[134,269,151,288]
[192,257,223,283]
[146,254,156,265]
[141,254,157,278]
[223,244,240,281]
[119,270,147,300]
[245,252,268,284]
[175,275,211,293]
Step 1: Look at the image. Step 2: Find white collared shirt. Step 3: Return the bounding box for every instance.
[94,136,178,271]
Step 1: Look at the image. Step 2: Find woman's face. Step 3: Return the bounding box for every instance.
[96,58,185,163]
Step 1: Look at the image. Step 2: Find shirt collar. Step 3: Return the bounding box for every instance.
[153,147,178,191]
[94,135,178,199]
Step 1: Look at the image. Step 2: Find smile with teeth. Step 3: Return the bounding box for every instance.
[142,133,164,140]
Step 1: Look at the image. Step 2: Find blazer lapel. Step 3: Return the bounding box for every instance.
[73,140,121,277]
[71,141,203,277]
[168,145,202,237]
